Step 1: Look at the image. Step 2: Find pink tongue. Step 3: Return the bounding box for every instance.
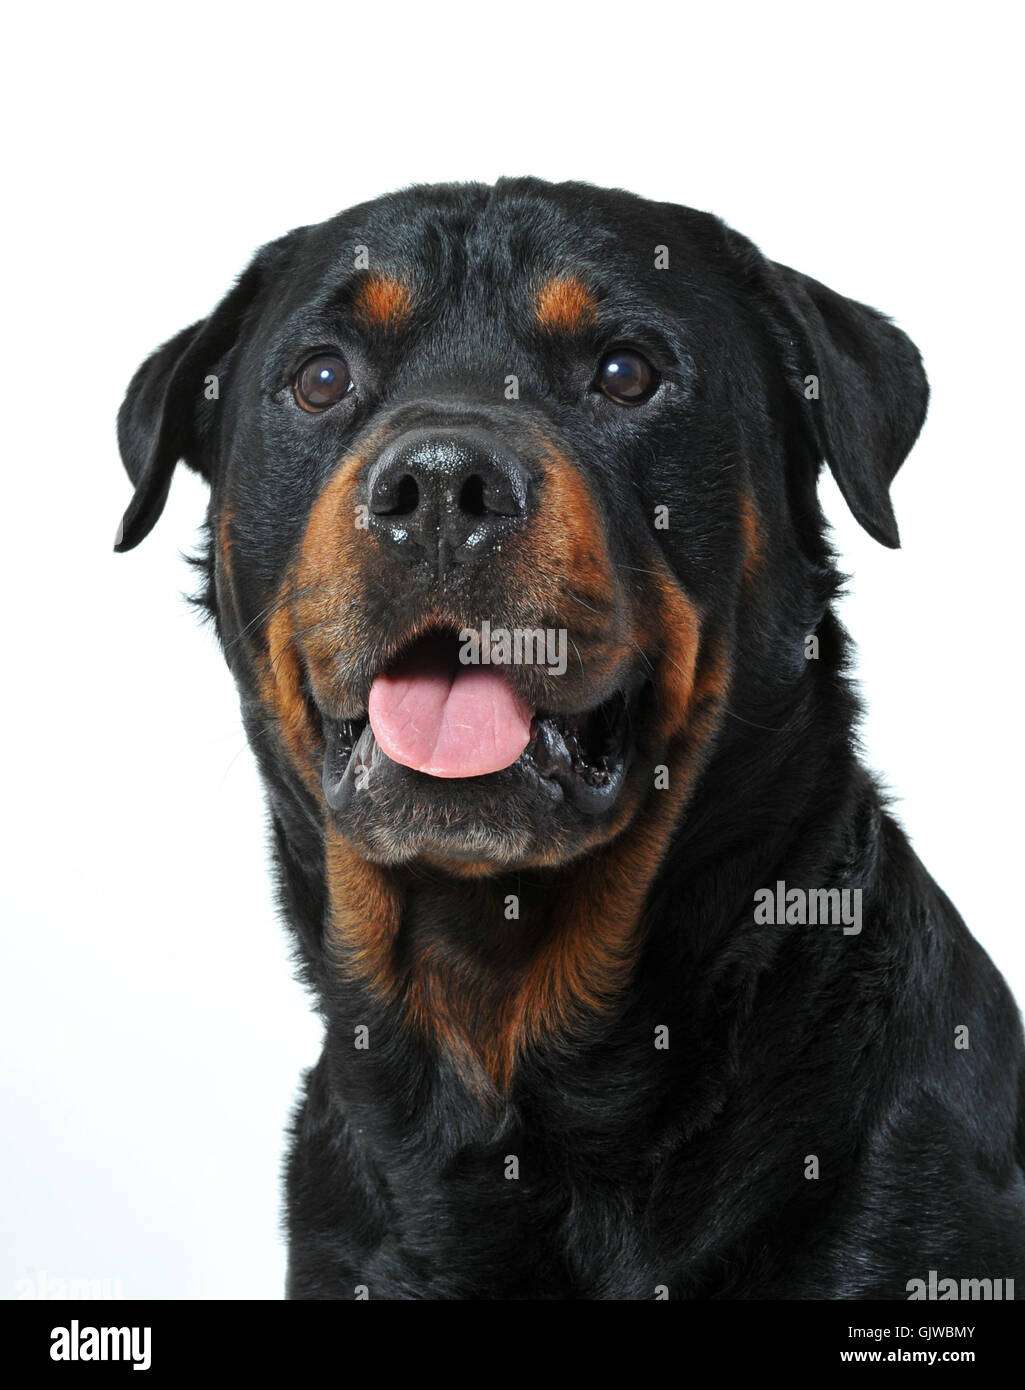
[368,651,533,778]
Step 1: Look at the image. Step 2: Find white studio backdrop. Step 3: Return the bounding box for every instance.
[2,1,1021,1298]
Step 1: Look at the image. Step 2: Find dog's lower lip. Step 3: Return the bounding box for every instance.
[319,679,644,817]
[322,717,370,813]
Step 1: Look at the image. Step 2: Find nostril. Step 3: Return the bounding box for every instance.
[460,465,526,519]
[393,475,419,515]
[372,472,420,517]
[459,474,487,517]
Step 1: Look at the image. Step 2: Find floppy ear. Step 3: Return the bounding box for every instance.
[764,261,929,548]
[718,225,929,548]
[114,242,285,552]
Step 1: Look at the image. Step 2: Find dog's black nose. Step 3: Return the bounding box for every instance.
[367,429,532,573]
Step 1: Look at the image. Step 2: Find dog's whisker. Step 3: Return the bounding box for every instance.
[268,615,342,675]
[222,581,324,654]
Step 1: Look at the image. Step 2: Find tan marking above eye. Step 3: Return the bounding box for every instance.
[352,275,413,330]
[534,275,598,333]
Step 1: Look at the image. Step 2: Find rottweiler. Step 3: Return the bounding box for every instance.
[115,178,1025,1299]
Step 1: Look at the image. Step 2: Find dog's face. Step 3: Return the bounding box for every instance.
[117,179,927,873]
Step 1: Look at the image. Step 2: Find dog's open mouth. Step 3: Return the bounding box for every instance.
[320,630,644,818]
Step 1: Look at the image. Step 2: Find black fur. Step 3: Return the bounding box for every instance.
[117,178,1025,1299]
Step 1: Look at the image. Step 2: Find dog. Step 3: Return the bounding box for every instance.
[116,178,1025,1299]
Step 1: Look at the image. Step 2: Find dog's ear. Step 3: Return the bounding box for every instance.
[719,227,929,548]
[765,261,929,548]
[114,238,290,552]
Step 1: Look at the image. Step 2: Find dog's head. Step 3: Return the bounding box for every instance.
[117,178,927,874]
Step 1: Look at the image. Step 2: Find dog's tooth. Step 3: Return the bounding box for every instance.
[350,722,377,790]
[322,719,373,812]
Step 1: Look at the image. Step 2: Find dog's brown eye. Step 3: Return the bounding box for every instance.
[598,350,657,404]
[294,354,352,411]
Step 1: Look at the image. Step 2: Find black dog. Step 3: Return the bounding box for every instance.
[116,178,1025,1299]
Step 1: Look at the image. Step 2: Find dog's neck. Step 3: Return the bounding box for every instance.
[317,769,691,1096]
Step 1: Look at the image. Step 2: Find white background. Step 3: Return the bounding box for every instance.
[3,2,1021,1299]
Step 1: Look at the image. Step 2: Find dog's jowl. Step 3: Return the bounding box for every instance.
[116,179,1025,1299]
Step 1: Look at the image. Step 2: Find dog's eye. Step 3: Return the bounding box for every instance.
[294,354,353,412]
[597,350,657,404]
